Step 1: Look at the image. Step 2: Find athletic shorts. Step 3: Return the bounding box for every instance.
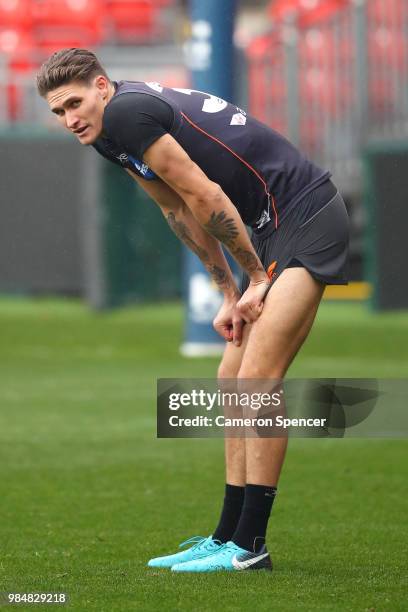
[240,179,350,292]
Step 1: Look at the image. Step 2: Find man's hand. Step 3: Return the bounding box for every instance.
[237,277,271,323]
[213,293,244,346]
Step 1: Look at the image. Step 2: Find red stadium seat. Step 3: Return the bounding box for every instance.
[298,0,349,27]
[0,26,33,56]
[299,28,335,64]
[299,116,324,154]
[0,0,32,28]
[0,27,36,121]
[367,26,405,114]
[368,27,406,69]
[367,0,405,26]
[247,34,288,133]
[32,0,103,54]
[247,37,270,125]
[104,0,158,42]
[268,0,298,22]
[297,53,353,121]
[298,27,353,74]
[269,0,349,27]
[33,0,102,27]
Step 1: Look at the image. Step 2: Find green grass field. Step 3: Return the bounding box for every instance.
[0,299,407,611]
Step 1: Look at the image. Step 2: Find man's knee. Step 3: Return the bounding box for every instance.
[237,363,285,380]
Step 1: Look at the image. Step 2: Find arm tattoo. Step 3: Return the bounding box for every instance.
[208,265,231,290]
[167,212,209,263]
[231,247,264,274]
[204,211,239,248]
[204,210,263,274]
[166,212,231,290]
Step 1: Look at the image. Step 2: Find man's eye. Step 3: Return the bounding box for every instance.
[72,100,81,108]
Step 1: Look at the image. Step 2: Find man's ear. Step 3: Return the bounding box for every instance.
[94,75,109,97]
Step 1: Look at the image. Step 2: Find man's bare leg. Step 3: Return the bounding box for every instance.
[213,267,324,549]
[230,267,325,551]
[217,323,251,486]
[211,324,251,543]
[241,268,324,485]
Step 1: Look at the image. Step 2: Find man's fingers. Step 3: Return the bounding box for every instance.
[222,327,233,342]
[214,322,233,342]
[237,304,252,323]
[237,280,271,322]
[232,318,244,346]
[237,301,263,323]
[241,311,253,324]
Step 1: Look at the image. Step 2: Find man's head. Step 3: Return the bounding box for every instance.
[37,48,114,145]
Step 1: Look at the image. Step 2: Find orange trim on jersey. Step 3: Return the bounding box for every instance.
[180,111,278,229]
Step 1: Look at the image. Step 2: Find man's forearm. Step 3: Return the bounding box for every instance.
[166,205,239,298]
[125,169,239,297]
[184,186,268,283]
[141,135,267,282]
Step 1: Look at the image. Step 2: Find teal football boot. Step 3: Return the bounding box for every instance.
[147,536,222,569]
[171,540,272,572]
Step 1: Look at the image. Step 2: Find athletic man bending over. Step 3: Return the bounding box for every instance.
[37,48,349,572]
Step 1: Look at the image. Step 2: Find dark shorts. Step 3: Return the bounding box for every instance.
[240,180,350,292]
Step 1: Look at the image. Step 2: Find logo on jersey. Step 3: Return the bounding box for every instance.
[146,82,163,93]
[117,153,129,165]
[115,152,155,179]
[128,155,156,180]
[256,208,271,229]
[173,88,228,113]
[230,112,247,126]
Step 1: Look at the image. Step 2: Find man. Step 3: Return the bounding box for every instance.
[37,48,349,573]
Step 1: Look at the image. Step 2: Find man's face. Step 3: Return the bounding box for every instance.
[46,76,111,145]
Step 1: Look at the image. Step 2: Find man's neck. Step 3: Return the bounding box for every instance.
[106,81,117,106]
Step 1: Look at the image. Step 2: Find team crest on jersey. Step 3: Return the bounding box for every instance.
[256,208,271,229]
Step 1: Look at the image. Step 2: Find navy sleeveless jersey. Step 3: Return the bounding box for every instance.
[93,80,330,231]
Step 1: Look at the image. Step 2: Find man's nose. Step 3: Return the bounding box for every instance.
[66,112,80,130]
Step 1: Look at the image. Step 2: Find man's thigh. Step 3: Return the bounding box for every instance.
[239,267,325,378]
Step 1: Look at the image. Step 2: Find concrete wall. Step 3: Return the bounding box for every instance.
[0,130,182,308]
[0,130,88,295]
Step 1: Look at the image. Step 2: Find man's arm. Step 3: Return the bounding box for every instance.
[126,169,244,343]
[126,169,239,297]
[142,134,270,321]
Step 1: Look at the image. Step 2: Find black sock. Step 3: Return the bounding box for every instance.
[212,484,245,543]
[232,484,277,552]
